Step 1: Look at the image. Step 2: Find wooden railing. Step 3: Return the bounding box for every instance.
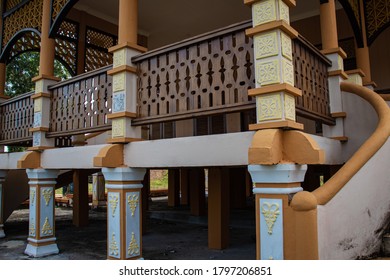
[48,65,113,137]
[293,35,334,124]
[0,91,34,145]
[133,21,334,126]
[132,21,256,126]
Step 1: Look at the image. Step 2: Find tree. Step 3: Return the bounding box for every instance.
[5,52,70,97]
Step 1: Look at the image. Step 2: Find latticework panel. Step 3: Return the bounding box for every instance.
[2,0,43,48]
[51,0,69,22]
[293,38,333,123]
[348,0,361,27]
[49,66,113,136]
[7,31,40,63]
[84,27,116,72]
[85,47,113,73]
[5,0,24,11]
[365,0,390,42]
[55,20,79,75]
[0,91,34,145]
[136,26,255,123]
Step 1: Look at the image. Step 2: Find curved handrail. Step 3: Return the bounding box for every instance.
[312,82,390,205]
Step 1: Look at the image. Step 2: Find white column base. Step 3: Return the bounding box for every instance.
[25,238,59,258]
[0,225,5,238]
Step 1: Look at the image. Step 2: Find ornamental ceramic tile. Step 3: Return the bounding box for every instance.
[282,59,294,86]
[253,0,277,26]
[113,73,126,92]
[279,0,290,23]
[254,32,279,60]
[281,32,293,60]
[35,80,43,93]
[112,118,126,138]
[113,49,126,68]
[257,93,283,121]
[284,94,296,121]
[33,112,42,128]
[113,92,126,112]
[34,98,42,112]
[33,132,41,147]
[257,60,280,86]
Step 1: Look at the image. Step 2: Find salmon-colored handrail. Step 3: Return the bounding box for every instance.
[312,82,390,205]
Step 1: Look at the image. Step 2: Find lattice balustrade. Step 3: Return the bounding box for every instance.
[293,36,333,124]
[2,0,43,48]
[0,91,34,145]
[134,22,256,125]
[48,65,113,137]
[85,27,117,72]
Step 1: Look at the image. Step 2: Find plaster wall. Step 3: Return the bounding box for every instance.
[317,139,390,259]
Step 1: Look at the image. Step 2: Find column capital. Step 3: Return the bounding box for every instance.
[102,167,146,188]
[26,169,59,180]
[248,164,307,184]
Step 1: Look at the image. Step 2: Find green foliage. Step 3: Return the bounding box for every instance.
[5,52,71,97]
[150,171,168,190]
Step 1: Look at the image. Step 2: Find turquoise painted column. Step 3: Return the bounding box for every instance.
[0,170,7,238]
[25,169,59,257]
[102,167,146,260]
[248,164,307,260]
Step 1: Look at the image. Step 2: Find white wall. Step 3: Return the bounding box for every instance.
[318,139,390,259]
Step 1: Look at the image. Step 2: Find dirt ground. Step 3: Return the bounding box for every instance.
[0,198,256,260]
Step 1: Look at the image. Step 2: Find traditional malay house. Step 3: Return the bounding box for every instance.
[0,0,389,260]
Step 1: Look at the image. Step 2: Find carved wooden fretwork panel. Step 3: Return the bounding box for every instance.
[365,0,390,44]
[7,31,40,63]
[2,0,43,48]
[51,0,69,22]
[347,0,361,27]
[55,20,78,75]
[84,27,117,72]
[5,0,24,11]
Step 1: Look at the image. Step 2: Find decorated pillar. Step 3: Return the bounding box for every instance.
[244,0,302,130]
[319,0,348,142]
[30,0,60,150]
[248,164,307,260]
[0,171,7,238]
[107,0,147,143]
[102,167,146,260]
[92,173,106,209]
[25,169,59,257]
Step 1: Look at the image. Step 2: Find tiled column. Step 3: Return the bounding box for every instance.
[248,164,307,260]
[0,171,7,238]
[319,0,348,141]
[30,0,60,150]
[102,167,146,260]
[245,0,303,130]
[25,169,59,257]
[107,0,147,143]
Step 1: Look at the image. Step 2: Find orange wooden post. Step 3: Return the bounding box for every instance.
[180,169,189,206]
[168,169,180,207]
[189,168,206,216]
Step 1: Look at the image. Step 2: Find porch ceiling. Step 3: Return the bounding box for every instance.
[74,0,322,49]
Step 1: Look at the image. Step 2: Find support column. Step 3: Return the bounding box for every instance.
[245,0,303,131]
[30,0,60,151]
[189,168,206,216]
[141,170,150,232]
[25,169,59,257]
[0,63,9,101]
[92,173,106,209]
[248,164,308,260]
[102,167,146,260]
[168,169,180,207]
[319,0,348,141]
[0,171,7,238]
[73,170,89,227]
[208,167,229,249]
[107,0,147,144]
[229,168,247,209]
[180,169,189,206]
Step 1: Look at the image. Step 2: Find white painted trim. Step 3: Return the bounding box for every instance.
[27,237,57,244]
[26,169,59,180]
[253,187,303,195]
[102,167,146,182]
[248,164,307,183]
[106,184,143,190]
[28,180,57,186]
[25,243,59,258]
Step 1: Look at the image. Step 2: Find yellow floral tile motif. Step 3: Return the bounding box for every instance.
[109,232,119,256]
[253,0,277,26]
[128,232,140,256]
[254,32,279,60]
[113,73,126,92]
[29,221,36,237]
[112,118,126,138]
[284,94,296,121]
[127,194,139,217]
[257,60,280,86]
[35,80,44,93]
[282,59,294,86]
[41,217,53,236]
[279,0,290,23]
[257,93,282,122]
[42,189,53,206]
[113,49,126,68]
[109,194,119,217]
[34,98,42,113]
[30,189,36,205]
[261,202,280,235]
[281,32,293,60]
